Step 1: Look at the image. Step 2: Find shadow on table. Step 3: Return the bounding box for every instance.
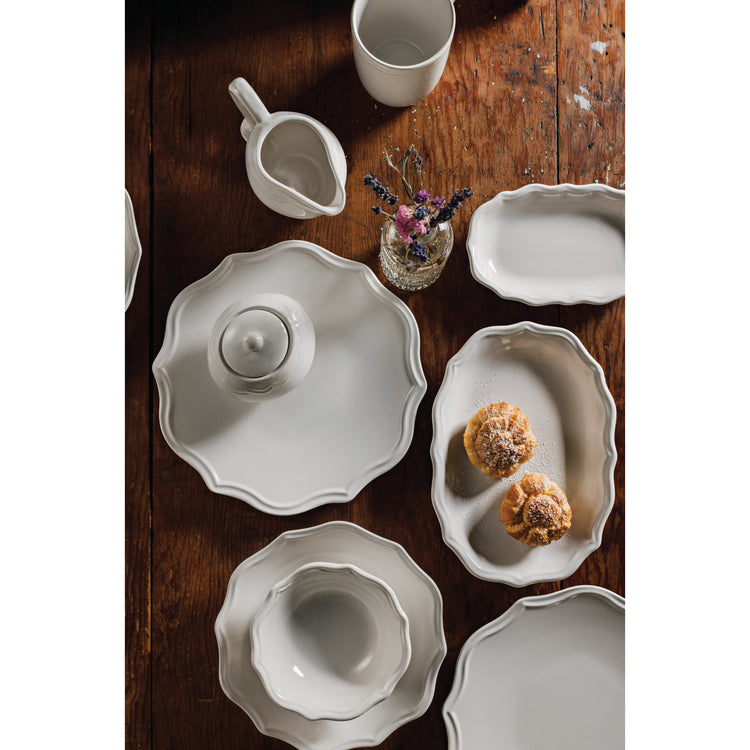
[241,0,352,33]
[288,57,403,157]
[456,0,531,28]
[142,0,353,38]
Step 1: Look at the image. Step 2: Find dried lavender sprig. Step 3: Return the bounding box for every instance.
[430,187,473,227]
[371,204,398,220]
[364,172,399,206]
[409,240,428,263]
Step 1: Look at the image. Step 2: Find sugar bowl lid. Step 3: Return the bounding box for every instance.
[220,308,290,378]
[208,293,315,401]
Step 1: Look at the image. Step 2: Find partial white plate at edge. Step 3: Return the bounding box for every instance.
[125,189,142,311]
[430,323,617,586]
[215,521,446,750]
[467,183,625,306]
[443,586,624,750]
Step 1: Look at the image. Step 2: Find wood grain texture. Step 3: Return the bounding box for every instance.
[125,1,624,747]
[125,0,152,748]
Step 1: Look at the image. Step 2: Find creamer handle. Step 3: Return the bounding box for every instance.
[228,77,270,140]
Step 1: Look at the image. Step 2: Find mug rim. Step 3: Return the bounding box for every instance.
[350,0,456,72]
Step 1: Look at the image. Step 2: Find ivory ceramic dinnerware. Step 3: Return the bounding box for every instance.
[207,293,315,402]
[125,189,142,310]
[443,586,624,750]
[351,0,456,107]
[467,183,625,306]
[430,323,616,586]
[228,77,347,219]
[250,562,411,721]
[215,521,446,750]
[152,241,426,515]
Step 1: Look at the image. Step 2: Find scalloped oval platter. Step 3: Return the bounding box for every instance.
[467,183,625,306]
[443,586,624,750]
[430,323,616,586]
[216,521,446,750]
[153,241,426,515]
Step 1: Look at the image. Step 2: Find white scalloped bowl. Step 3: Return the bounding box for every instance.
[215,521,446,750]
[467,183,625,306]
[152,241,426,515]
[430,323,617,586]
[250,562,411,721]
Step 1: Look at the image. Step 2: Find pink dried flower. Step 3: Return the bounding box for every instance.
[394,204,427,242]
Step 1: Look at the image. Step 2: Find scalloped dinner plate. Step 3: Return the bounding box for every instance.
[443,586,624,750]
[125,189,142,310]
[467,183,625,306]
[430,323,616,586]
[215,521,446,750]
[152,241,426,515]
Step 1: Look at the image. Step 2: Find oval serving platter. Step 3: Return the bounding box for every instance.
[467,183,625,306]
[443,586,624,750]
[430,323,617,586]
[153,241,426,515]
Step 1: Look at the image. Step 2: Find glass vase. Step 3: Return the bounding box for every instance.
[379,220,454,291]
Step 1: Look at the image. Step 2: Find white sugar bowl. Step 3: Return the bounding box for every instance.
[250,562,411,721]
[207,293,315,402]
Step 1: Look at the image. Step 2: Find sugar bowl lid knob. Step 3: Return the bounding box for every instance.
[208,293,315,402]
[220,308,289,378]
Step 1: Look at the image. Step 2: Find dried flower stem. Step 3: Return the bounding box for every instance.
[382,145,423,203]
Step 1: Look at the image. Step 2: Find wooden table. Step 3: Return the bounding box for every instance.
[126,1,624,747]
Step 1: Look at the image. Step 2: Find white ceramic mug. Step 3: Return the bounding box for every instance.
[351,0,456,107]
[228,77,347,219]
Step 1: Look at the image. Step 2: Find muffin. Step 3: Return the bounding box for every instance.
[500,473,572,546]
[463,402,537,478]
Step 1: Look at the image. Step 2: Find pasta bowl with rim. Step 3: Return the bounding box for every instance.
[250,562,411,722]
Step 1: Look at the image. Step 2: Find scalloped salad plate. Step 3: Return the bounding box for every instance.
[467,183,625,306]
[153,241,426,515]
[443,586,624,750]
[430,323,616,586]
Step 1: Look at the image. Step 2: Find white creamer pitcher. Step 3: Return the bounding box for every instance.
[229,78,347,219]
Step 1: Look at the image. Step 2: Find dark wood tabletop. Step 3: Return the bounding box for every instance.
[126,0,624,747]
